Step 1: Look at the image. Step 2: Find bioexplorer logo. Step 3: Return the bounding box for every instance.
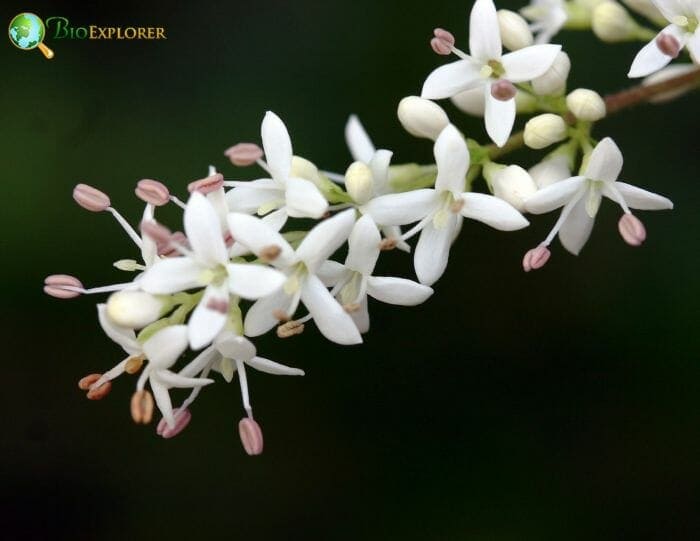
[9,12,167,59]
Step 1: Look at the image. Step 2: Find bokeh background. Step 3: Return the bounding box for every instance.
[2,0,699,539]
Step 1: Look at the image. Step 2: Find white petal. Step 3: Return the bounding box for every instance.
[366,276,434,305]
[261,207,288,231]
[246,356,305,376]
[470,0,502,62]
[261,111,292,181]
[227,263,286,299]
[346,215,381,275]
[140,205,158,267]
[651,0,685,22]
[628,26,681,78]
[150,380,175,428]
[285,177,328,218]
[687,30,700,61]
[501,44,561,82]
[156,370,214,388]
[434,124,470,193]
[381,225,411,252]
[225,181,282,214]
[178,346,219,378]
[188,284,228,350]
[369,149,393,195]
[559,197,595,255]
[97,304,140,355]
[226,213,296,267]
[345,115,375,163]
[296,209,356,273]
[484,87,516,147]
[214,332,256,362]
[317,261,349,286]
[524,176,587,214]
[414,217,456,286]
[421,60,484,100]
[185,192,228,267]
[363,190,438,226]
[350,295,370,334]
[143,325,189,369]
[584,137,623,183]
[605,182,674,210]
[300,274,362,345]
[244,288,293,337]
[139,257,205,294]
[460,193,530,230]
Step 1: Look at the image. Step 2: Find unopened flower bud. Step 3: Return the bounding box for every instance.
[524,114,568,149]
[135,179,170,206]
[451,87,486,116]
[431,28,454,55]
[290,156,321,184]
[238,417,264,455]
[44,274,83,299]
[73,184,110,212]
[618,214,647,246]
[157,408,192,438]
[643,64,698,103]
[531,52,571,96]
[592,2,638,42]
[497,10,534,51]
[106,290,164,329]
[131,389,154,425]
[491,80,517,101]
[224,143,263,166]
[345,161,374,204]
[566,88,606,121]
[397,96,450,140]
[522,245,551,272]
[529,155,572,189]
[492,165,538,212]
[655,33,681,58]
[187,173,224,194]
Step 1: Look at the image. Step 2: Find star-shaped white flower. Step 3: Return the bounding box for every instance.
[364,124,529,285]
[228,208,362,345]
[135,325,214,429]
[524,137,674,255]
[139,192,286,350]
[421,0,561,146]
[225,111,328,225]
[629,0,700,77]
[317,215,433,333]
[520,0,568,44]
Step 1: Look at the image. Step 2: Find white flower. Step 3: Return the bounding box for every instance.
[227,208,363,345]
[520,0,569,44]
[364,124,529,285]
[628,0,700,77]
[421,0,561,146]
[491,165,539,211]
[317,215,433,332]
[225,111,329,224]
[139,192,286,350]
[136,325,214,429]
[524,137,673,255]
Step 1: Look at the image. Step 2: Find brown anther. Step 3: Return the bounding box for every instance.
[130,389,154,424]
[125,355,145,375]
[491,80,517,101]
[450,199,465,213]
[135,179,170,206]
[206,298,229,314]
[187,173,224,194]
[78,373,102,391]
[379,238,398,251]
[656,33,681,58]
[260,245,282,262]
[272,309,290,322]
[86,381,112,400]
[431,28,455,55]
[343,303,361,313]
[276,320,305,338]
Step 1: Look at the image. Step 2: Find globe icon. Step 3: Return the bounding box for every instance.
[8,12,54,58]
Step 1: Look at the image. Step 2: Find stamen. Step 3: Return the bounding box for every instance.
[44,274,84,299]
[522,245,551,272]
[187,173,224,195]
[491,80,517,101]
[450,199,465,213]
[238,416,264,456]
[158,231,189,257]
[206,298,230,314]
[140,220,172,244]
[655,33,681,58]
[169,195,187,209]
[73,184,110,212]
[260,245,282,262]
[130,389,154,424]
[106,207,143,248]
[272,309,290,322]
[125,355,145,374]
[277,320,304,338]
[157,407,192,438]
[87,381,112,400]
[379,238,398,251]
[618,214,646,246]
[135,179,170,206]
[431,28,455,55]
[78,373,102,390]
[224,143,264,166]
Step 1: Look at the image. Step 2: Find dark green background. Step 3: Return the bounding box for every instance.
[2,1,699,539]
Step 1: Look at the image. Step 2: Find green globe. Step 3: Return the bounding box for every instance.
[8,13,45,50]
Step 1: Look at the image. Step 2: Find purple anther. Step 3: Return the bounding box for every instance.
[140,220,172,244]
[73,184,111,212]
[522,245,551,272]
[238,416,264,456]
[491,80,517,101]
[618,214,647,246]
[224,143,264,166]
[44,274,84,298]
[135,179,170,206]
[431,28,455,55]
[157,231,187,257]
[656,33,681,58]
[187,173,224,195]
[157,408,192,438]
[206,298,229,314]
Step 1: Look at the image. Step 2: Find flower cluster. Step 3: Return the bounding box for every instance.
[46,0,691,453]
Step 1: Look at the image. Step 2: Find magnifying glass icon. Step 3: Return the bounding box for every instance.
[8,13,55,59]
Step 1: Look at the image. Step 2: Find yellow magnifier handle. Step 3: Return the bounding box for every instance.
[37,42,54,59]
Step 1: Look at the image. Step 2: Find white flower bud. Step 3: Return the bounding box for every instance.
[106,290,164,329]
[497,10,534,51]
[531,52,571,96]
[591,1,638,42]
[528,155,572,189]
[524,114,568,149]
[397,96,449,140]
[566,88,606,121]
[643,64,698,103]
[290,156,321,185]
[345,161,374,204]
[492,165,538,212]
